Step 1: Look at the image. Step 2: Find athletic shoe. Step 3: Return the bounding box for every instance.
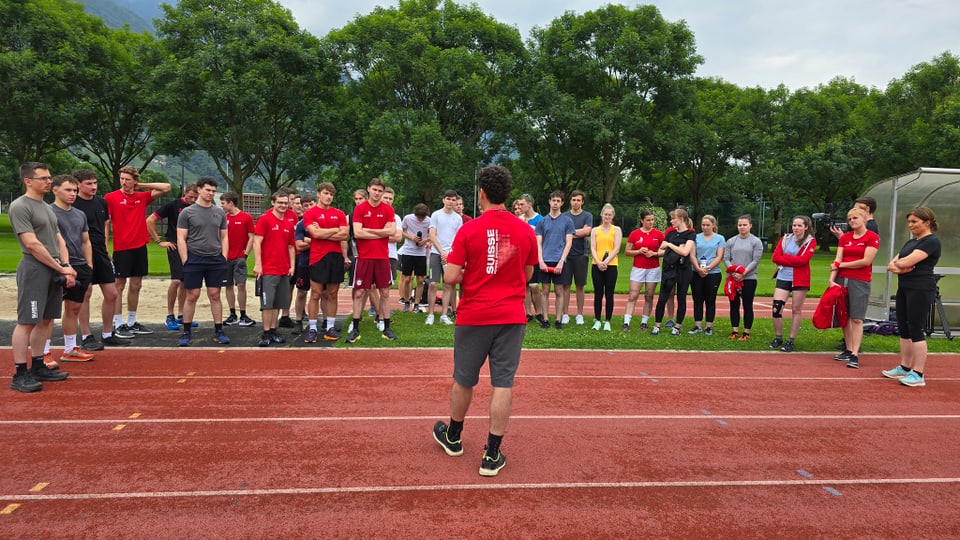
[561,314,570,325]
[738,333,751,341]
[43,352,58,370]
[728,331,739,340]
[223,314,239,326]
[537,315,549,329]
[900,371,925,387]
[382,328,398,341]
[323,328,341,341]
[346,329,360,343]
[554,320,563,330]
[270,333,285,344]
[292,320,303,335]
[640,323,648,331]
[432,421,464,457]
[479,448,506,477]
[178,333,192,347]
[60,347,95,362]
[780,340,795,353]
[278,316,295,328]
[592,320,601,331]
[670,326,682,336]
[212,330,231,345]
[303,329,319,343]
[846,355,860,369]
[102,333,130,346]
[81,335,104,351]
[128,322,153,335]
[882,365,910,380]
[425,314,435,325]
[704,328,713,336]
[238,315,255,327]
[688,327,703,335]
[576,314,584,325]
[258,336,271,347]
[769,337,783,348]
[622,323,630,333]
[11,371,42,393]
[651,326,660,336]
[116,323,133,335]
[166,315,181,330]
[30,364,68,382]
[834,350,854,361]
[402,302,411,313]
[177,316,199,328]
[665,320,675,328]
[603,321,612,332]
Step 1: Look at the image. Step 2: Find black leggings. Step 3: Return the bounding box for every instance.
[591,265,618,321]
[896,287,936,342]
[655,269,693,325]
[729,279,758,330]
[690,272,722,323]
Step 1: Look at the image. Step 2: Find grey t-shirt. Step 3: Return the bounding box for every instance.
[177,203,227,257]
[564,210,593,257]
[51,204,89,265]
[724,234,764,280]
[10,195,60,261]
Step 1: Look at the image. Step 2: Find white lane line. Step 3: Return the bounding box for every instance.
[3,477,960,502]
[59,375,960,381]
[1,414,959,425]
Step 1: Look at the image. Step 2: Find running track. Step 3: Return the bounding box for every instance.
[1,347,959,538]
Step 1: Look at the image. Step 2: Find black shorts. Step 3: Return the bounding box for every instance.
[539,261,572,286]
[568,255,589,286]
[309,252,345,286]
[89,250,115,285]
[166,248,185,281]
[399,254,427,277]
[62,263,92,303]
[775,279,809,292]
[183,254,227,290]
[113,245,149,278]
[294,265,310,291]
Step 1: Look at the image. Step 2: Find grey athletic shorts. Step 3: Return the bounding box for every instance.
[453,324,525,388]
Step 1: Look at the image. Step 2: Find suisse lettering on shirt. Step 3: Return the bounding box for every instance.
[486,229,499,274]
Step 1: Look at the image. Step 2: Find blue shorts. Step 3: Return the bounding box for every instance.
[183,253,227,290]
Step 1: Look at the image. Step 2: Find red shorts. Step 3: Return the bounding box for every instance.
[352,258,393,290]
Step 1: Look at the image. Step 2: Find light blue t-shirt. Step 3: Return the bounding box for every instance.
[695,233,725,274]
[777,235,801,282]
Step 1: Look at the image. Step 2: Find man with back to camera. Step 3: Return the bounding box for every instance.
[9,162,73,392]
[253,191,297,347]
[426,189,463,326]
[72,168,130,349]
[562,190,593,325]
[176,177,230,347]
[147,183,198,331]
[432,165,538,477]
[536,191,575,329]
[219,191,256,329]
[104,165,170,336]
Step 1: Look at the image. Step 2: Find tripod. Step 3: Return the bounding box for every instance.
[924,274,954,340]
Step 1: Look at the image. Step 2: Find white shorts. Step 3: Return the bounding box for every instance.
[630,267,661,284]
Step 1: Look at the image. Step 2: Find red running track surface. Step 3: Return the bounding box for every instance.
[1,347,959,538]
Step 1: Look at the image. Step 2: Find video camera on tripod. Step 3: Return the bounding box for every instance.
[812,203,848,232]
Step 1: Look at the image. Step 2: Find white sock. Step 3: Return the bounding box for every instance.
[44,339,51,354]
[114,315,123,328]
[127,312,137,326]
[624,314,632,324]
[326,317,336,329]
[641,315,649,324]
[309,319,317,331]
[81,334,91,341]
[64,335,77,351]
[102,331,112,340]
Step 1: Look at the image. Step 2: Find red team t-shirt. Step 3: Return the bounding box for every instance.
[254,211,296,276]
[837,230,880,282]
[225,210,254,260]
[104,190,154,251]
[447,209,538,326]
[627,228,665,269]
[303,205,348,265]
[352,200,395,260]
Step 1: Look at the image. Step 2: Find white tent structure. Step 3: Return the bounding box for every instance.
[864,168,959,333]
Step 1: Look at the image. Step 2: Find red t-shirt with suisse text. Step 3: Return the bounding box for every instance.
[352,200,395,260]
[837,230,880,282]
[303,205,348,265]
[627,228,665,269]
[104,190,154,251]
[447,209,538,326]
[254,211,295,276]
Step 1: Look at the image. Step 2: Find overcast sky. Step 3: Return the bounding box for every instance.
[276,0,958,91]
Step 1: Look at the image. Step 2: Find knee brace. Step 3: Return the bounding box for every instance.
[772,299,785,319]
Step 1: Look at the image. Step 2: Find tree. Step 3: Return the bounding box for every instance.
[149,0,324,202]
[510,4,702,204]
[326,0,526,204]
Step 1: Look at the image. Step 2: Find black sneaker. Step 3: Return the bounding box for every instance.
[323,328,341,341]
[258,335,271,347]
[432,421,464,456]
[382,328,398,341]
[11,371,42,393]
[30,365,69,382]
[834,350,853,361]
[112,326,135,339]
[554,320,563,330]
[303,328,319,343]
[769,337,783,349]
[278,316,295,328]
[81,335,105,351]
[346,329,360,343]
[846,355,860,369]
[780,340,795,353]
[622,323,630,332]
[224,314,239,326]
[270,333,285,344]
[238,315,256,327]
[128,322,153,335]
[479,447,506,477]
[102,333,131,346]
[536,315,549,329]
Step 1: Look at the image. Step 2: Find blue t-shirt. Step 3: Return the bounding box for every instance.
[695,233,725,274]
[294,220,310,268]
[563,210,593,257]
[535,213,576,262]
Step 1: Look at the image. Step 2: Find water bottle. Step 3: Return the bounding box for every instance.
[699,255,708,269]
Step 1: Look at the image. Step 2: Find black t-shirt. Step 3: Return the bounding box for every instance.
[154,198,190,242]
[73,195,109,256]
[897,234,941,290]
[866,219,879,234]
[662,229,697,271]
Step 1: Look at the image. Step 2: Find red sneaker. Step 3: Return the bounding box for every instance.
[60,347,95,362]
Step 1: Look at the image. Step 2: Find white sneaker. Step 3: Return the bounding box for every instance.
[575,314,584,325]
[603,321,611,331]
[425,314,435,325]
[439,315,453,325]
[376,319,385,332]
[561,314,570,325]
[592,320,601,331]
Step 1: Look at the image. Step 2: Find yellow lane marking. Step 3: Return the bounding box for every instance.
[113,424,125,431]
[1,504,20,514]
[129,413,141,419]
[29,483,48,492]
